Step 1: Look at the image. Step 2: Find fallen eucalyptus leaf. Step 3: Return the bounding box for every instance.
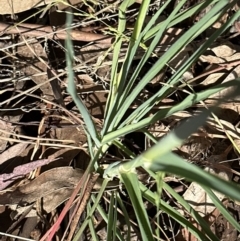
[0,167,118,217]
[0,143,28,165]
[0,158,58,190]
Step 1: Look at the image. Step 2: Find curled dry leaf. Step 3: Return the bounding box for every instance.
[200,55,225,64]
[198,72,225,86]
[200,52,240,66]
[0,167,118,217]
[201,64,240,115]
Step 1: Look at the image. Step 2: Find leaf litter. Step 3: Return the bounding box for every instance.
[0,0,240,240]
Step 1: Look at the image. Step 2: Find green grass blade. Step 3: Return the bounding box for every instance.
[111,0,189,129]
[106,192,116,241]
[111,0,229,129]
[147,152,240,202]
[65,12,100,146]
[104,93,240,202]
[120,172,155,241]
[143,0,219,41]
[104,0,135,118]
[140,183,214,241]
[73,179,109,241]
[102,79,240,144]
[162,182,219,241]
[204,187,240,232]
[126,6,240,124]
[88,203,100,241]
[93,195,125,241]
[116,193,131,241]
[103,0,152,134]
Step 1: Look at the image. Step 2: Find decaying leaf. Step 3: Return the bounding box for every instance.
[211,43,237,58]
[0,0,82,14]
[0,0,53,14]
[206,117,240,140]
[209,65,240,101]
[0,158,58,190]
[0,167,118,217]
[50,120,87,144]
[16,40,55,102]
[0,143,28,165]
[0,118,15,152]
[199,43,240,88]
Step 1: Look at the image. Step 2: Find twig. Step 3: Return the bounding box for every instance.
[67,173,100,241]
[39,171,91,241]
[0,22,114,44]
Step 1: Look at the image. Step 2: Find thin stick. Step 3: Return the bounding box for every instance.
[67,173,100,241]
[0,22,113,44]
[39,172,91,241]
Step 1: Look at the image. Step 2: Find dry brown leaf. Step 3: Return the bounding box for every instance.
[200,55,225,64]
[200,72,225,86]
[41,119,88,171]
[50,120,87,145]
[0,118,15,152]
[0,0,54,14]
[45,148,82,169]
[200,42,240,65]
[225,52,240,62]
[207,118,240,140]
[210,65,240,101]
[0,0,81,14]
[200,64,240,113]
[0,158,58,190]
[16,40,54,101]
[211,43,236,58]
[0,167,118,217]
[0,143,28,165]
[16,39,65,105]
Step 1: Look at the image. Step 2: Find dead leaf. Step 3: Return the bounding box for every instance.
[0,0,79,14]
[0,0,54,14]
[0,0,114,14]
[0,167,118,217]
[0,118,15,152]
[50,120,87,145]
[206,118,240,140]
[199,43,240,78]
[210,65,240,101]
[200,55,225,64]
[211,43,236,58]
[199,72,225,86]
[17,40,54,102]
[0,158,58,190]
[0,143,28,165]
